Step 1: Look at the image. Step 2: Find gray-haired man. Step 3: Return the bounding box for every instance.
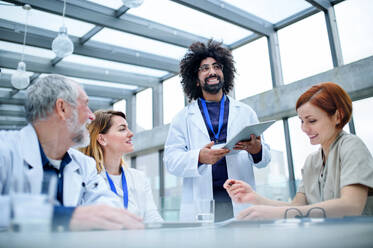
[0,74,143,231]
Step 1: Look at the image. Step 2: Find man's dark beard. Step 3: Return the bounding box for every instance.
[201,75,224,94]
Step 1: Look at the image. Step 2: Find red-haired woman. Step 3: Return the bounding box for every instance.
[224,82,373,220]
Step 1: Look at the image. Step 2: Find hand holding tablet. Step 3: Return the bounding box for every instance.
[212,120,275,155]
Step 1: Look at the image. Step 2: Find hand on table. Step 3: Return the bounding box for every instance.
[70,205,144,231]
[237,205,283,221]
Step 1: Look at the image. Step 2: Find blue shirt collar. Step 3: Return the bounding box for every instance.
[38,141,72,168]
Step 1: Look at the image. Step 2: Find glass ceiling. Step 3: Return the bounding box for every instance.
[86,0,123,10]
[91,28,187,60]
[0,2,95,37]
[63,54,169,77]
[0,40,56,59]
[0,0,348,115]
[228,0,312,23]
[127,0,253,45]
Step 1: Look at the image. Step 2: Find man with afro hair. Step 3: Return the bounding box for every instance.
[164,39,271,222]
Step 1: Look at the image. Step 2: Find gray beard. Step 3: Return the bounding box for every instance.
[201,77,224,94]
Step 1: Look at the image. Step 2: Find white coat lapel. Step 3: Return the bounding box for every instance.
[20,124,43,194]
[187,100,209,139]
[226,96,242,141]
[62,160,82,206]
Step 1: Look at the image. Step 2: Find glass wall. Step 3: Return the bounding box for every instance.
[288,116,318,181]
[335,0,373,64]
[135,152,161,208]
[136,88,153,131]
[113,99,126,114]
[162,165,182,221]
[352,97,373,154]
[163,75,185,125]
[232,37,272,100]
[254,120,291,202]
[278,12,333,84]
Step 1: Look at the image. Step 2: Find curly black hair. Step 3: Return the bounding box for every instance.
[179,39,236,101]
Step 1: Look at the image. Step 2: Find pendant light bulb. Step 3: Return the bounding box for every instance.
[122,0,144,8]
[52,26,74,58]
[11,61,30,90]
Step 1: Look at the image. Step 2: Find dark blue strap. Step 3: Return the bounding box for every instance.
[200,94,225,143]
[106,167,128,208]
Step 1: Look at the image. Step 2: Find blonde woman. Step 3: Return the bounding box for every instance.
[80,110,163,223]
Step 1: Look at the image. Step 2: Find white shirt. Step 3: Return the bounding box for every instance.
[101,167,163,223]
[106,173,137,214]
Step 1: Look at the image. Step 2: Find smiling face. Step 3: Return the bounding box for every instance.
[197,57,224,96]
[100,115,134,155]
[297,102,341,150]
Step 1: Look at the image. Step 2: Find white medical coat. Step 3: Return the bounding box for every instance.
[164,96,271,221]
[0,124,121,208]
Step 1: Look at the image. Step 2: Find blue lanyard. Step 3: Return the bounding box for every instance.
[200,94,225,143]
[106,167,128,208]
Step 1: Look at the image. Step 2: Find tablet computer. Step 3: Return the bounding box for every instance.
[222,120,275,151]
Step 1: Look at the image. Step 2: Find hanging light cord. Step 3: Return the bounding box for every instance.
[21,6,30,62]
[62,0,67,26]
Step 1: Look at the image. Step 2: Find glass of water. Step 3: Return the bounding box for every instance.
[9,171,56,232]
[195,199,215,223]
[12,193,53,232]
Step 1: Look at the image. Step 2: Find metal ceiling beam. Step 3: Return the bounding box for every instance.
[130,55,373,155]
[0,125,24,130]
[0,94,113,111]
[0,109,25,117]
[0,73,134,100]
[0,19,180,73]
[0,50,160,88]
[171,0,274,36]
[4,0,208,48]
[229,0,345,50]
[274,7,320,30]
[79,4,129,45]
[0,119,27,126]
[305,0,332,11]
[228,33,262,50]
[0,97,24,105]
[323,6,344,67]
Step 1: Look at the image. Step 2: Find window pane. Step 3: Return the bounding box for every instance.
[136,88,152,131]
[63,54,168,77]
[227,0,311,23]
[335,0,373,64]
[278,13,333,84]
[232,37,272,100]
[91,28,187,60]
[163,165,182,221]
[254,120,291,202]
[0,41,55,59]
[352,97,373,155]
[163,75,184,124]
[288,116,318,181]
[127,0,252,44]
[113,99,127,114]
[86,0,123,9]
[136,152,161,208]
[67,76,138,91]
[0,4,94,37]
